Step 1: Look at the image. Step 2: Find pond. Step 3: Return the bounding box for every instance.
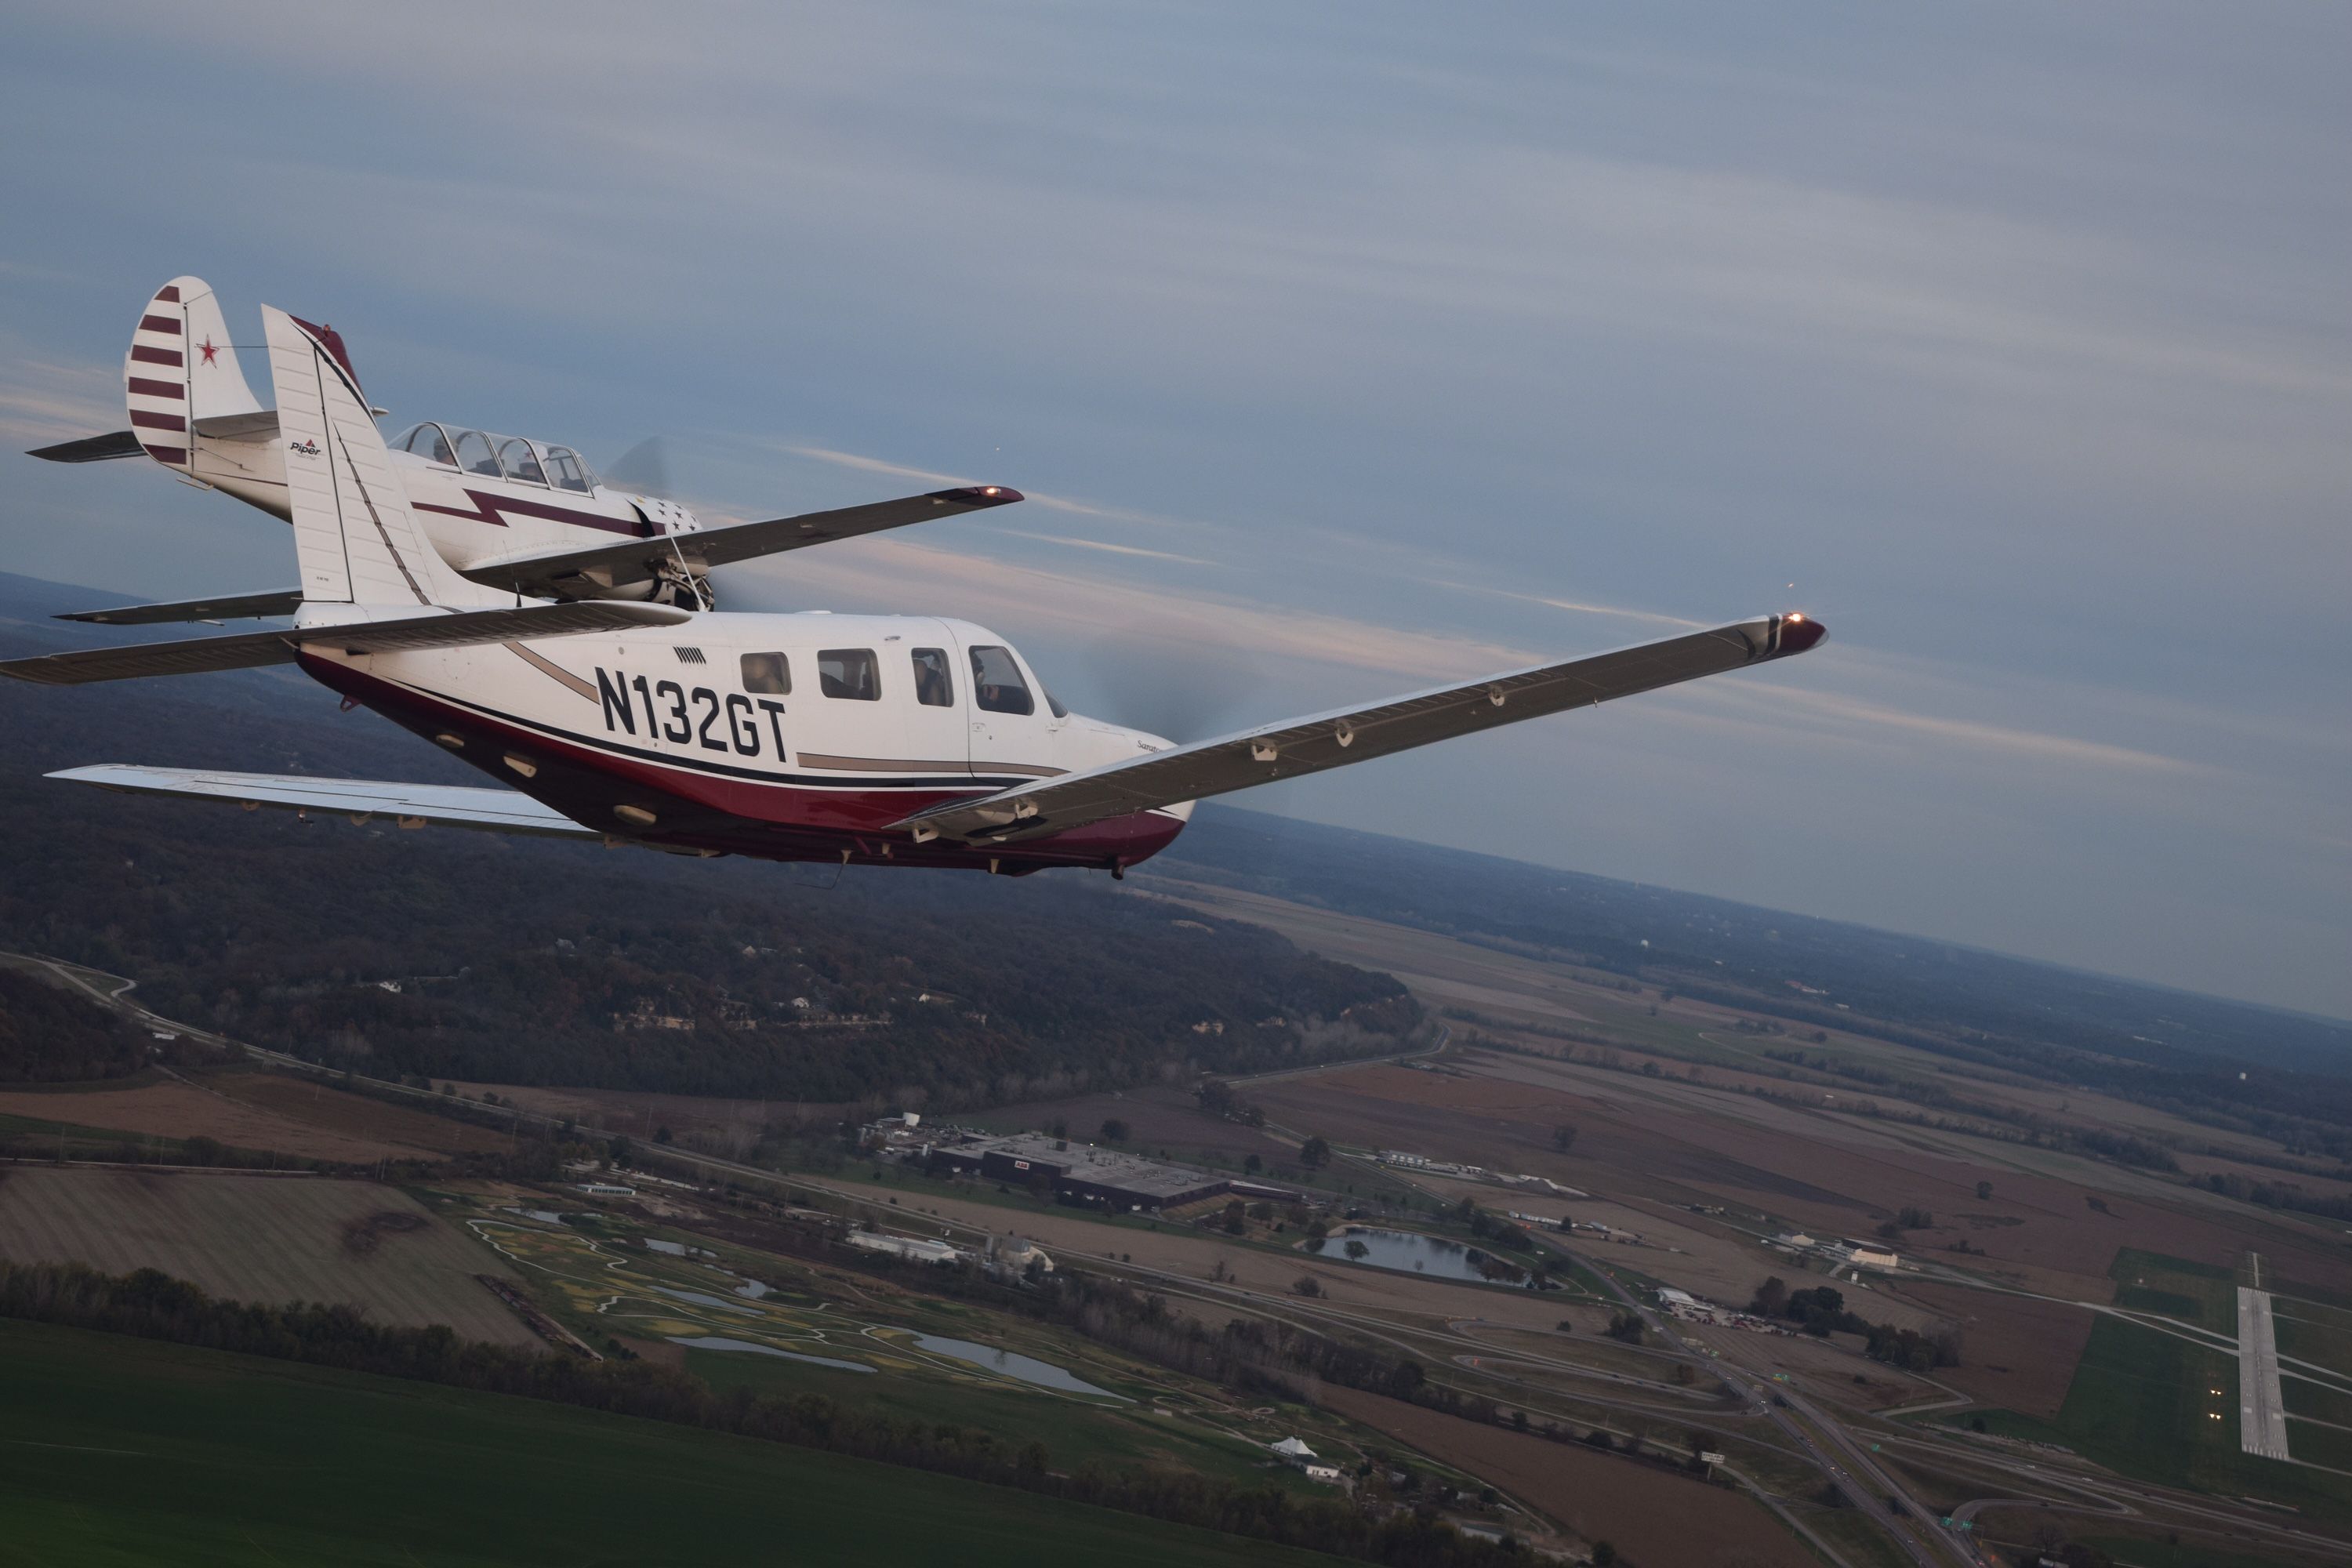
[903,1333,1127,1399]
[670,1335,873,1373]
[1319,1227,1535,1287]
[648,1283,760,1315]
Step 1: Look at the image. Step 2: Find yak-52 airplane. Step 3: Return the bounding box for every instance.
[7,286,1826,877]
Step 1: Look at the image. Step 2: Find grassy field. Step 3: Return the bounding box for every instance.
[2113,1247,2239,1333]
[2075,1534,2325,1568]
[1975,1316,2352,1520]
[0,1319,1345,1568]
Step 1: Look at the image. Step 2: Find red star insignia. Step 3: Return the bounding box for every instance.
[198,337,220,367]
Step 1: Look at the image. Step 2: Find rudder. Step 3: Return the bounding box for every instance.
[124,277,266,472]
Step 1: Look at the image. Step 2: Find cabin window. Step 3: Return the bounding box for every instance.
[740,652,790,695]
[968,645,1034,715]
[910,648,954,707]
[497,437,547,486]
[543,445,593,494]
[818,648,880,701]
[398,423,456,465]
[452,429,500,477]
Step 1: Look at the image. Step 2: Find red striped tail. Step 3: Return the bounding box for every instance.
[124,276,265,472]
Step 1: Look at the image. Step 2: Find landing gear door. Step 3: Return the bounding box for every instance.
[958,635,1053,785]
[897,620,975,780]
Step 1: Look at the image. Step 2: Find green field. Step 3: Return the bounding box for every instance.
[0,1319,1345,1568]
[1975,1315,2352,1521]
[2112,1248,2238,1333]
[2274,1312,2352,1382]
[2075,1534,2315,1568]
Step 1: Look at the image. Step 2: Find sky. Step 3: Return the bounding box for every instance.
[2,2,2346,1017]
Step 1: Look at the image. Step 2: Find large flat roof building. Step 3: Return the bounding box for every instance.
[928,1133,1237,1213]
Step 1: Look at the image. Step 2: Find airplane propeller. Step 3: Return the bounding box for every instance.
[602,435,673,499]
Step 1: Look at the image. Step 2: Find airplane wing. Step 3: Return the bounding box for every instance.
[453,485,1024,598]
[49,764,597,838]
[897,614,1828,846]
[27,430,145,463]
[0,599,690,686]
[57,588,305,626]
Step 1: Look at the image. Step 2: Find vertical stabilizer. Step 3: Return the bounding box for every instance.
[124,277,264,471]
[263,306,503,611]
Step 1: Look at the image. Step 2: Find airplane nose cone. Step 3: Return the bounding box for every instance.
[1779,614,1828,654]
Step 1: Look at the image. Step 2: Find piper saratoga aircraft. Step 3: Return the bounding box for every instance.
[6,292,1826,877]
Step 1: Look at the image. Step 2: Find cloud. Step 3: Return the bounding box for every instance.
[0,356,118,446]
[985,528,1217,567]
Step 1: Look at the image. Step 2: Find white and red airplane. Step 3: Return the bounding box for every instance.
[9,288,1825,877]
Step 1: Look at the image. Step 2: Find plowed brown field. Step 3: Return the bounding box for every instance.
[0,1080,421,1163]
[0,1167,535,1344]
[1317,1385,1815,1566]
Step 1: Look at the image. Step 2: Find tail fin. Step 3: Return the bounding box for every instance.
[125,277,267,472]
[263,306,503,611]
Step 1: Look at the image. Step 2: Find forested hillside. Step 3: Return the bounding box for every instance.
[0,575,1417,1105]
[0,964,170,1083]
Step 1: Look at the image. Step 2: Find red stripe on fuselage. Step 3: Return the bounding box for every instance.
[414,488,649,537]
[297,655,1182,870]
[127,377,184,400]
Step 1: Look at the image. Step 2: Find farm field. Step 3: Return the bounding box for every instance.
[0,1078,424,1163]
[0,1168,534,1345]
[1316,1384,1817,1568]
[0,1318,1341,1568]
[207,1073,514,1156]
[1893,1281,2093,1418]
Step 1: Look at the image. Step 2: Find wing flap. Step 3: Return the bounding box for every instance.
[455,486,1022,597]
[0,599,690,686]
[899,614,1828,844]
[49,764,596,837]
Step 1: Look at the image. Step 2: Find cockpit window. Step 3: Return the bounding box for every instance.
[497,437,547,486]
[910,648,954,707]
[543,445,593,494]
[1044,687,1068,720]
[397,423,456,465]
[740,652,790,695]
[818,648,880,701]
[968,645,1034,716]
[452,429,500,477]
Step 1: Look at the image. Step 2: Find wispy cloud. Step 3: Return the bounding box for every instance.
[1434,579,1709,631]
[985,528,1217,567]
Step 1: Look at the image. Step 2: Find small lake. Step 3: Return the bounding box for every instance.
[905,1333,1127,1399]
[670,1336,873,1373]
[1320,1227,1533,1287]
[648,1284,760,1316]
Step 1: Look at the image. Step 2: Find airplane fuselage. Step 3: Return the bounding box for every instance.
[191,420,708,601]
[299,610,1189,873]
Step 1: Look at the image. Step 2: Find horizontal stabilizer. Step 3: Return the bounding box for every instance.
[27,430,145,463]
[49,764,596,838]
[58,588,304,626]
[0,599,690,686]
[456,486,1023,598]
[897,614,1828,845]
